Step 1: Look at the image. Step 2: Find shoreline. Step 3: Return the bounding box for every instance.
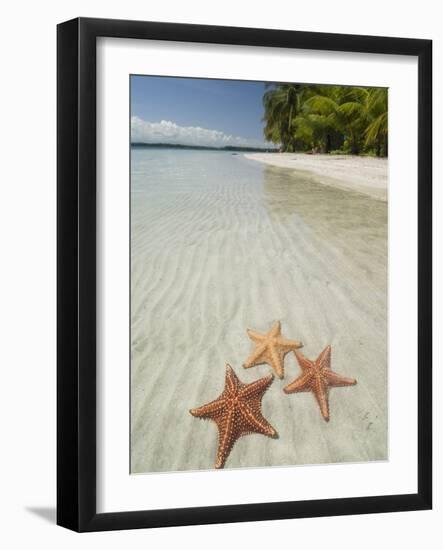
[244,153,388,202]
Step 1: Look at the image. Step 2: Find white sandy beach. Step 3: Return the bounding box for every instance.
[131,149,388,474]
[244,153,388,201]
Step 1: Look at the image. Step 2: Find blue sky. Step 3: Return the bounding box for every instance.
[130,76,270,147]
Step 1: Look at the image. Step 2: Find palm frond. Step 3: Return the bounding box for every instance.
[364,112,388,145]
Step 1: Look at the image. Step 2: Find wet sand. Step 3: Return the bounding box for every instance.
[131,151,388,474]
[245,153,388,201]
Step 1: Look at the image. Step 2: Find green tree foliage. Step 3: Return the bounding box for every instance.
[263,84,306,152]
[262,84,388,156]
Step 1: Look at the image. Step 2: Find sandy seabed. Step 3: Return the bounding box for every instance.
[131,151,388,474]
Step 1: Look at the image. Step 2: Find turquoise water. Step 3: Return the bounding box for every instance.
[131,147,265,199]
[131,147,387,279]
[130,147,388,473]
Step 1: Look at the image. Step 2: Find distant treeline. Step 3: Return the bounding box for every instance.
[131,143,278,153]
[263,84,388,156]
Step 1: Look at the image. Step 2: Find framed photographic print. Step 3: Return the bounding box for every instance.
[57,17,432,531]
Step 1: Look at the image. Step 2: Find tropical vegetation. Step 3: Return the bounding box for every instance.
[262,84,388,156]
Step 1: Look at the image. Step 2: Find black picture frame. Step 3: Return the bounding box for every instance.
[57,17,432,532]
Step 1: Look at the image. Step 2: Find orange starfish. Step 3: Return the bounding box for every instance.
[243,320,303,379]
[283,345,357,421]
[190,365,277,469]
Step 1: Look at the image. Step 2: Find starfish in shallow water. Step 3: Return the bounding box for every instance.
[283,345,357,421]
[190,365,277,469]
[243,320,303,379]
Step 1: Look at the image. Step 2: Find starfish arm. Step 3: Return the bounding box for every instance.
[239,374,274,399]
[324,370,357,387]
[294,350,314,372]
[243,342,268,368]
[269,344,284,378]
[246,329,266,343]
[238,402,276,437]
[269,320,282,338]
[189,398,226,419]
[225,364,240,395]
[214,408,236,469]
[283,371,313,393]
[313,378,330,421]
[277,337,303,351]
[317,345,332,369]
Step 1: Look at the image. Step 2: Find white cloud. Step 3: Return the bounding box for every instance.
[131,116,268,148]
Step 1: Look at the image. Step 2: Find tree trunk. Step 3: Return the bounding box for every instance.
[325,134,331,153]
[349,131,359,155]
[376,135,381,157]
[288,105,293,133]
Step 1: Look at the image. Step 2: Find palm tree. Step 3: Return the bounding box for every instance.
[302,86,369,155]
[262,84,305,152]
[261,83,388,156]
[364,88,388,156]
[292,113,334,152]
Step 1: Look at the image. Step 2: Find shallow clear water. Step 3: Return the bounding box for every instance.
[130,147,388,474]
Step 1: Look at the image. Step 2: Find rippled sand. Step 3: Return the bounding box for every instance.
[130,149,388,474]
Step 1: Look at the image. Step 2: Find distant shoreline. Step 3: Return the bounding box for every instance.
[244,152,388,202]
[131,142,278,153]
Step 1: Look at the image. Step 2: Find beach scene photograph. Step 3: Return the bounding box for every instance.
[130,75,388,473]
